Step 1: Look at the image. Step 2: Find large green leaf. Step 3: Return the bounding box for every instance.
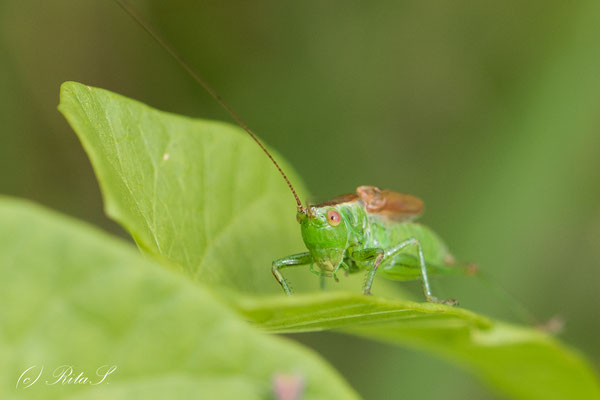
[58,81,312,294]
[235,293,599,400]
[58,81,600,400]
[0,197,359,399]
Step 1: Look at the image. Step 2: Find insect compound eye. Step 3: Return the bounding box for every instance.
[326,210,341,227]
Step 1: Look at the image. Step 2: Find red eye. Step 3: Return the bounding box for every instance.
[326,210,341,226]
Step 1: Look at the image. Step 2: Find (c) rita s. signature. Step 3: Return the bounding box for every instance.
[16,365,117,389]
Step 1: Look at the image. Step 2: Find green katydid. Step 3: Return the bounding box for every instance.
[116,0,471,305]
[272,187,466,305]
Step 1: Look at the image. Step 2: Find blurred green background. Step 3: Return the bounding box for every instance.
[1,0,599,398]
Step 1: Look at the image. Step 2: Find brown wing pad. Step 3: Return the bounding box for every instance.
[312,192,359,207]
[356,185,424,221]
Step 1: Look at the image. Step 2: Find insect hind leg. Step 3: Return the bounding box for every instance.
[385,238,458,306]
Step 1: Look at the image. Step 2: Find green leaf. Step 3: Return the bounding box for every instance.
[232,292,491,333]
[58,81,312,295]
[0,197,359,399]
[235,293,600,400]
[58,81,600,400]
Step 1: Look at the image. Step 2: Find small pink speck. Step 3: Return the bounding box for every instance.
[163,153,170,161]
[273,373,304,400]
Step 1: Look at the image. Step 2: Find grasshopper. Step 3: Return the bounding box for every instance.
[273,186,461,304]
[116,0,465,305]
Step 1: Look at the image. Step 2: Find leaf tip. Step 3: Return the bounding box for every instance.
[58,81,82,113]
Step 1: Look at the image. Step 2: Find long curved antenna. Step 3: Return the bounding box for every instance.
[114,0,304,213]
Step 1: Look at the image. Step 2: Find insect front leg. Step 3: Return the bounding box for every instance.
[350,248,385,295]
[309,263,343,291]
[384,238,458,305]
[272,252,314,295]
[308,263,329,290]
[331,261,348,282]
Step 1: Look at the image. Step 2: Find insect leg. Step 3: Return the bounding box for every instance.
[331,261,348,282]
[350,248,385,295]
[309,263,339,290]
[385,238,458,305]
[308,263,327,290]
[272,252,314,295]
